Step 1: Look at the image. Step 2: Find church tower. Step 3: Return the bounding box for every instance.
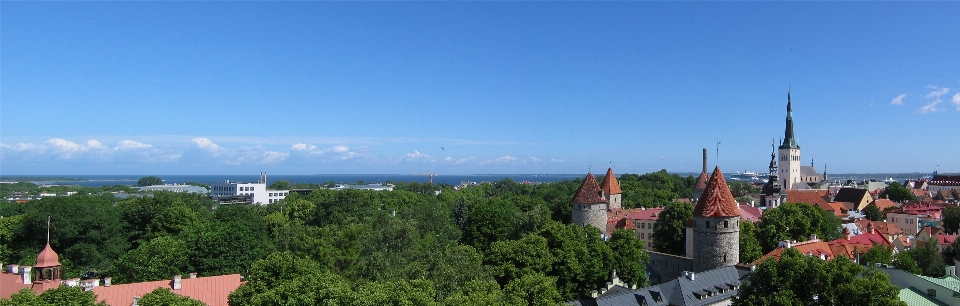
[600,168,622,210]
[571,172,608,233]
[761,140,783,208]
[692,167,740,272]
[778,88,801,190]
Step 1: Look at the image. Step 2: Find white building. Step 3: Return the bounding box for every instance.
[210,172,289,205]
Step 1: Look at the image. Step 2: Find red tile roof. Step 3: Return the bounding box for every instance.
[93,274,242,306]
[0,272,31,298]
[693,167,740,218]
[738,205,763,223]
[600,168,622,195]
[937,235,958,246]
[573,173,606,204]
[872,199,898,211]
[853,220,903,237]
[786,190,828,207]
[35,244,61,268]
[625,208,665,221]
[756,240,835,263]
[693,171,710,190]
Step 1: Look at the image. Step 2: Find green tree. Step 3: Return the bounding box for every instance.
[228,252,356,306]
[137,176,164,187]
[442,279,511,306]
[728,181,760,198]
[110,236,191,284]
[268,180,291,190]
[504,272,562,306]
[863,203,885,222]
[892,251,921,274]
[652,201,693,255]
[138,288,205,306]
[942,205,960,234]
[607,229,650,287]
[880,181,916,202]
[859,244,893,266]
[0,286,107,306]
[739,220,763,264]
[735,248,905,306]
[485,234,554,286]
[755,202,842,252]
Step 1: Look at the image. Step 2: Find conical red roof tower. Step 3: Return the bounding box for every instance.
[573,173,606,204]
[693,167,740,217]
[600,168,622,195]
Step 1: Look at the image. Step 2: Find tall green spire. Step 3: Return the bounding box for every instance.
[780,86,800,149]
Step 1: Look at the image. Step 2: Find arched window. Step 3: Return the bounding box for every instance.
[706,221,711,228]
[724,220,728,228]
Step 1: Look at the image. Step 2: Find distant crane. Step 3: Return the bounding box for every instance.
[412,171,439,184]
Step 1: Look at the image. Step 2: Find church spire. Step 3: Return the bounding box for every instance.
[780,86,799,149]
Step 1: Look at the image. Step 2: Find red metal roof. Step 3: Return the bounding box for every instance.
[693,167,740,218]
[35,244,61,268]
[93,274,242,306]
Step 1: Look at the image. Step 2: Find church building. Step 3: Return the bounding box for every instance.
[777,89,822,190]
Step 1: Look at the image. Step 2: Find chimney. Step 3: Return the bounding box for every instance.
[104,277,112,286]
[810,234,817,241]
[189,272,197,279]
[7,264,19,274]
[688,271,696,281]
[172,275,182,290]
[21,266,31,284]
[132,296,140,306]
[702,148,708,173]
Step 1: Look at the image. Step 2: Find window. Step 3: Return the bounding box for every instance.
[641,223,645,229]
[641,233,645,239]
[724,220,729,228]
[706,221,711,228]
[927,289,936,297]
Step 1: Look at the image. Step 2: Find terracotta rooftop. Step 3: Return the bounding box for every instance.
[756,240,835,264]
[786,190,828,207]
[693,167,740,218]
[693,171,710,190]
[92,274,242,306]
[573,173,607,204]
[738,205,763,223]
[600,168,622,195]
[853,220,903,237]
[871,199,898,211]
[625,208,665,221]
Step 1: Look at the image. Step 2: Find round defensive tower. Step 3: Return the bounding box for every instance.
[692,166,740,272]
[571,172,608,233]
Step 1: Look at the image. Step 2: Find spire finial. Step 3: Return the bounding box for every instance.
[46,216,51,244]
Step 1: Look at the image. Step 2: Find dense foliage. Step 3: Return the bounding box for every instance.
[738,220,763,264]
[137,176,164,187]
[735,248,906,306]
[755,202,842,252]
[942,205,960,234]
[863,203,885,221]
[880,181,916,202]
[651,201,693,255]
[1,172,679,304]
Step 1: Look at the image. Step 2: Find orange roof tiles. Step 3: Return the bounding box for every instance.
[872,199,898,211]
[786,190,828,207]
[625,208,665,221]
[93,274,242,306]
[756,240,835,264]
[600,168,622,195]
[573,173,606,204]
[693,167,740,218]
[693,171,710,190]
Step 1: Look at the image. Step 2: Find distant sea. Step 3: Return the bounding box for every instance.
[0,172,940,187]
[0,174,586,187]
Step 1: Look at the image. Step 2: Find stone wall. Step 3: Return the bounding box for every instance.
[647,251,693,285]
[606,194,622,210]
[571,203,607,233]
[692,216,740,272]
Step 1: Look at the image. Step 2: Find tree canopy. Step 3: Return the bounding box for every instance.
[735,248,906,306]
[755,202,842,252]
[652,201,693,255]
[880,181,915,202]
[137,176,163,187]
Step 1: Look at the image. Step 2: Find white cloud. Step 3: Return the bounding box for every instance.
[659,155,667,159]
[47,138,81,152]
[530,157,542,163]
[445,156,453,162]
[918,99,943,114]
[953,93,960,111]
[332,145,349,153]
[261,151,289,164]
[406,150,429,159]
[116,140,152,150]
[0,142,37,151]
[191,138,221,151]
[291,143,317,151]
[550,159,565,163]
[890,93,907,106]
[926,87,950,99]
[456,156,477,164]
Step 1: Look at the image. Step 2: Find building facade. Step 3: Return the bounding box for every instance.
[209,172,289,205]
[777,89,821,190]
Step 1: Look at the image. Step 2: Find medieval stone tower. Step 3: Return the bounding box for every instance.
[692,166,740,272]
[692,148,710,202]
[571,172,608,233]
[779,89,801,190]
[600,167,622,210]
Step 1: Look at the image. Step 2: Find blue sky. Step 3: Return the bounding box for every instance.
[2,2,958,175]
